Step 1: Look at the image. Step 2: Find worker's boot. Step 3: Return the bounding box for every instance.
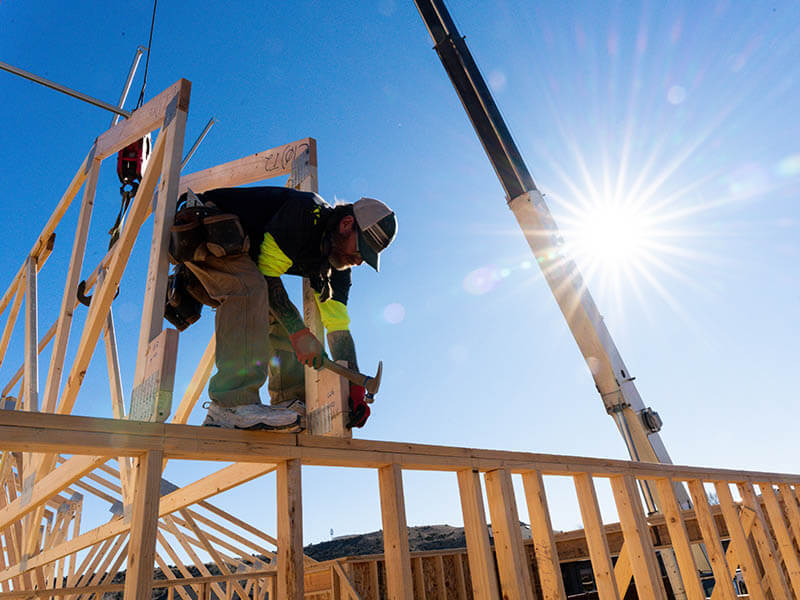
[202,401,303,432]
[271,398,306,429]
[272,398,305,415]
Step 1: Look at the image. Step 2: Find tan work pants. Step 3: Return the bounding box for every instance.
[186,254,270,407]
[186,254,306,407]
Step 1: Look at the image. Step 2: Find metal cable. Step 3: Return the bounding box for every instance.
[136,0,158,109]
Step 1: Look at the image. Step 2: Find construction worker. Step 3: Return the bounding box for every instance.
[171,186,397,432]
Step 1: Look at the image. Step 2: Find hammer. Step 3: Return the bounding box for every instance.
[269,336,382,402]
[321,358,382,402]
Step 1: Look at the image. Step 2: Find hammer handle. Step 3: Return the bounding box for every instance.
[321,357,370,388]
[269,334,380,397]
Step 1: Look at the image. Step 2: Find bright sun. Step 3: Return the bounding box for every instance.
[568,202,654,272]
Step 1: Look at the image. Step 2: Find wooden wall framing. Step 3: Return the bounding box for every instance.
[2,77,800,600]
[2,410,800,599]
[0,79,333,600]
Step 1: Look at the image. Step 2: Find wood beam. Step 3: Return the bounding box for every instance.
[169,511,273,570]
[124,450,163,600]
[609,475,667,600]
[777,484,800,549]
[0,282,25,372]
[756,484,800,598]
[2,239,107,400]
[0,461,277,582]
[484,469,534,600]
[170,336,214,426]
[21,257,39,553]
[0,455,106,531]
[153,550,194,600]
[277,459,304,600]
[737,482,791,600]
[687,480,737,600]
[0,152,89,319]
[521,470,565,600]
[83,533,128,592]
[178,137,316,194]
[652,478,705,600]
[76,536,116,590]
[573,473,620,600]
[378,464,413,600]
[434,555,446,600]
[132,100,188,417]
[40,159,100,415]
[100,290,133,504]
[156,528,202,597]
[95,79,190,160]
[66,537,107,588]
[181,508,275,559]
[177,509,250,599]
[456,469,500,600]
[55,123,167,418]
[612,544,632,595]
[23,256,38,413]
[5,411,800,484]
[713,482,766,600]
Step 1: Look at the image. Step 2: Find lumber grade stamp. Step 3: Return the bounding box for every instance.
[129,329,178,422]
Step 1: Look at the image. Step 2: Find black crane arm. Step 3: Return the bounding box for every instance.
[413,0,536,200]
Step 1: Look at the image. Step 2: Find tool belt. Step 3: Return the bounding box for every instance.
[165,194,250,331]
[168,202,250,264]
[164,264,221,331]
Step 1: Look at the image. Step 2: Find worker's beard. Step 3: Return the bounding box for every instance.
[328,231,350,270]
[329,254,347,270]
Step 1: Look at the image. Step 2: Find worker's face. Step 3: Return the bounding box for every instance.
[330,215,363,270]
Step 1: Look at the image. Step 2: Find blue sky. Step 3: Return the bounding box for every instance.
[1,1,799,547]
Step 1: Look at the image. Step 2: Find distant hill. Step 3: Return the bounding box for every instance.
[304,522,532,561]
[89,522,533,598]
[304,524,467,561]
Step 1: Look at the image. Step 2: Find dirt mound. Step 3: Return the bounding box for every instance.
[304,524,470,561]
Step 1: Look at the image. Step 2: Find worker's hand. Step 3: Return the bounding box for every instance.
[347,383,370,429]
[288,327,324,369]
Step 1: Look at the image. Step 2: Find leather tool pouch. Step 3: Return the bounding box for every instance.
[182,265,219,308]
[169,208,205,264]
[165,265,203,331]
[169,205,249,264]
[203,213,249,258]
[164,264,220,332]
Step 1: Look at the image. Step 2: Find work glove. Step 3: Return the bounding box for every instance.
[347,383,371,429]
[288,327,324,369]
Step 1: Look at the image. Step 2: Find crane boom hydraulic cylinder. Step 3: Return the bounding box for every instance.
[412,0,691,512]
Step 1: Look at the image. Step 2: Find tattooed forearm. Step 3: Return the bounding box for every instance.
[327,330,358,369]
[265,277,305,334]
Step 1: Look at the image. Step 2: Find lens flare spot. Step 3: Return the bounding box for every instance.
[378,0,395,16]
[520,260,532,269]
[776,154,800,177]
[667,85,686,105]
[383,303,405,324]
[727,164,769,199]
[463,267,499,295]
[586,356,601,376]
[489,70,507,92]
[500,268,511,278]
[270,356,281,368]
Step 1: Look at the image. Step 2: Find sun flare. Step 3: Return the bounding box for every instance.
[567,201,655,273]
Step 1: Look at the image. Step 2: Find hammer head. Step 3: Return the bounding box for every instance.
[364,361,383,398]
